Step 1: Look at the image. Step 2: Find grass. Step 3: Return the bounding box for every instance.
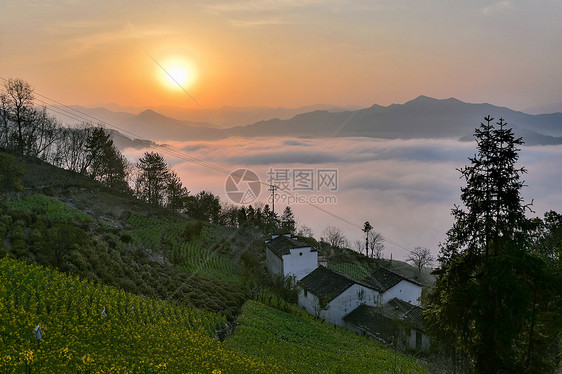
[0,258,427,373]
[225,301,428,374]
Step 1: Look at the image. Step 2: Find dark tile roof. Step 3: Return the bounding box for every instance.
[299,266,355,302]
[343,304,382,332]
[266,235,311,258]
[343,298,426,332]
[362,267,422,292]
[387,298,416,314]
[403,304,425,331]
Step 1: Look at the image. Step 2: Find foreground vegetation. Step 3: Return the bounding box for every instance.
[0,257,427,373]
[0,257,281,373]
[225,301,427,374]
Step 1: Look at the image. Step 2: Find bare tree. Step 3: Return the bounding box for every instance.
[1,78,61,158]
[296,224,314,238]
[1,92,12,149]
[1,78,35,154]
[353,239,364,254]
[51,124,93,172]
[406,246,433,275]
[322,225,349,248]
[367,231,385,259]
[30,107,60,159]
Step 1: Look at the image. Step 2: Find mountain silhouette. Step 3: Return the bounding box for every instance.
[226,96,562,144]
[52,97,562,145]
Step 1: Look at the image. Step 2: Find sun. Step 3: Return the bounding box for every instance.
[156,56,197,91]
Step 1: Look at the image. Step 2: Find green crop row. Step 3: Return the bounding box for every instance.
[0,257,279,373]
[224,301,427,374]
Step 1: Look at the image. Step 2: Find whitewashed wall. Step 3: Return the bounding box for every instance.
[298,289,321,317]
[283,247,318,280]
[298,284,379,326]
[265,248,284,276]
[381,280,422,306]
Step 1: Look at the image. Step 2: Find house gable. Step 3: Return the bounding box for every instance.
[363,267,422,305]
[299,266,355,302]
[381,279,422,305]
[266,235,310,259]
[265,234,318,280]
[298,266,380,326]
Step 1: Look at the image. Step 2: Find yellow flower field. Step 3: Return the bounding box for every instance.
[0,257,280,373]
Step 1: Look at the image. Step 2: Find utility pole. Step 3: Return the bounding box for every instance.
[363,221,373,257]
[269,184,277,215]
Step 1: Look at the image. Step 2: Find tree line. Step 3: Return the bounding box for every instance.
[1,78,302,232]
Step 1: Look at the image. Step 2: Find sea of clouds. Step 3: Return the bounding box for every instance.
[123,136,562,261]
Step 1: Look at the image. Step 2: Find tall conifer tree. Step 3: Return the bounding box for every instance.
[426,117,536,373]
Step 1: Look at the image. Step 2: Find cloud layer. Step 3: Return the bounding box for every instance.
[123,136,561,261]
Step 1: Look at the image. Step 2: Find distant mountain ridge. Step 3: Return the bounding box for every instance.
[226,95,562,145]
[51,97,562,145]
[52,104,359,128]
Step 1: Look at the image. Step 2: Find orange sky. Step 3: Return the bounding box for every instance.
[1,1,561,111]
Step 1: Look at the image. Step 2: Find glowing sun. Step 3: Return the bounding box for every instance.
[157,57,197,90]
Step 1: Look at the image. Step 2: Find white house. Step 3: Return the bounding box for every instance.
[265,234,318,281]
[264,235,429,351]
[297,265,429,351]
[362,267,423,306]
[298,266,380,326]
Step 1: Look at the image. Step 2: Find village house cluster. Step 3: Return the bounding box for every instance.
[265,234,430,352]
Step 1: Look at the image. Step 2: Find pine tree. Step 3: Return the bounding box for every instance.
[280,206,296,233]
[86,127,130,192]
[135,151,170,206]
[165,170,189,211]
[426,117,538,373]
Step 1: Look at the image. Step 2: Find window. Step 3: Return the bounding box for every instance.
[304,289,308,297]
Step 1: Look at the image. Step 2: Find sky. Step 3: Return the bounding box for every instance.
[1,1,561,260]
[1,0,562,111]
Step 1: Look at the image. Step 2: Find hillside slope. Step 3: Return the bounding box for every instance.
[0,257,280,373]
[225,301,427,373]
[0,257,427,373]
[1,153,258,320]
